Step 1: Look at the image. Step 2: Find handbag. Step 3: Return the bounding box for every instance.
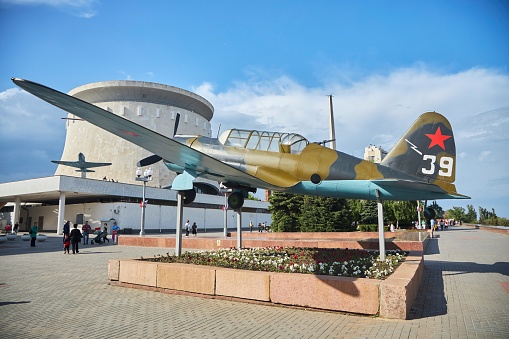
[29,229,32,234]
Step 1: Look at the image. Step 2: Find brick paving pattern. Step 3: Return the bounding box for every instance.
[0,226,508,338]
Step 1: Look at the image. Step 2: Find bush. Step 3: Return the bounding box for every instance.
[358,224,389,232]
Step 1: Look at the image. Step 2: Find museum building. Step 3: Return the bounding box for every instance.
[0,80,270,233]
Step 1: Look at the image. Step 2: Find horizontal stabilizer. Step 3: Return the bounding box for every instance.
[372,179,470,200]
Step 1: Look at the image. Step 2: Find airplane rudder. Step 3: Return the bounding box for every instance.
[383,112,456,183]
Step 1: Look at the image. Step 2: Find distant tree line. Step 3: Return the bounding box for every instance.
[268,192,509,232]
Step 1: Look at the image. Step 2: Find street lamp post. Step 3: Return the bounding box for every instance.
[135,167,153,236]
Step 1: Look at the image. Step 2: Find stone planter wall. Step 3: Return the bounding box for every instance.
[118,232,429,252]
[108,252,423,319]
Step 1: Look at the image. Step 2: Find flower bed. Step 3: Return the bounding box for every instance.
[145,247,407,280]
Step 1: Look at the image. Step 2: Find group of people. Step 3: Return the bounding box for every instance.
[184,220,198,237]
[62,221,117,254]
[62,221,83,254]
[257,222,268,232]
[413,219,456,231]
[3,223,19,234]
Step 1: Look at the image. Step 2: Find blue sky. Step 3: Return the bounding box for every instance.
[1,0,508,218]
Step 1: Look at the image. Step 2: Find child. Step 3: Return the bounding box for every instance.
[63,235,71,254]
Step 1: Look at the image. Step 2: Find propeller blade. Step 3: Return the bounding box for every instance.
[173,112,180,137]
[137,154,162,167]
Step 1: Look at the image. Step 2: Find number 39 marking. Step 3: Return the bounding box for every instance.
[422,155,453,177]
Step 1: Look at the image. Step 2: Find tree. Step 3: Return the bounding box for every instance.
[445,206,466,221]
[479,206,497,225]
[298,196,354,232]
[359,200,378,224]
[464,204,477,223]
[384,200,418,227]
[269,192,354,232]
[268,192,303,232]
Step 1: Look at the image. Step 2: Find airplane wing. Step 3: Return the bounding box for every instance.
[51,160,112,168]
[371,179,470,199]
[13,78,278,191]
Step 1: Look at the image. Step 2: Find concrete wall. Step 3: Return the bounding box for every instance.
[21,201,270,233]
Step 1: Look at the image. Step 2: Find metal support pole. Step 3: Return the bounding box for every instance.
[175,191,184,256]
[140,180,146,236]
[417,200,421,228]
[236,208,242,249]
[376,189,386,261]
[223,193,228,237]
[328,94,337,150]
[57,192,66,235]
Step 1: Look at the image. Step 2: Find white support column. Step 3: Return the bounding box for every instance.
[417,200,422,229]
[175,191,184,256]
[236,208,242,249]
[376,190,386,261]
[57,192,66,235]
[13,196,21,229]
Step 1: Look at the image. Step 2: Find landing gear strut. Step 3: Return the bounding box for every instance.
[228,192,244,209]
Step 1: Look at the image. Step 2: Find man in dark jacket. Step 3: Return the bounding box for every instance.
[69,224,82,254]
[63,221,71,241]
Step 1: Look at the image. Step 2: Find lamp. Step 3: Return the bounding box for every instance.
[135,167,153,236]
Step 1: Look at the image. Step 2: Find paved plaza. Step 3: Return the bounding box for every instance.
[0,226,508,338]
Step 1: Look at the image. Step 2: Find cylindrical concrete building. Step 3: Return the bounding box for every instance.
[55,80,214,188]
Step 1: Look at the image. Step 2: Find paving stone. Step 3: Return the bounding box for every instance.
[0,226,508,338]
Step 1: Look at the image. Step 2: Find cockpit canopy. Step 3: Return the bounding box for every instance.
[218,129,309,154]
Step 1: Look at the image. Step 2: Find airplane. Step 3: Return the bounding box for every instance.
[12,78,469,210]
[51,152,112,178]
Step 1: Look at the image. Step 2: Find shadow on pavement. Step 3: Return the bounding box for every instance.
[0,301,30,306]
[0,234,119,257]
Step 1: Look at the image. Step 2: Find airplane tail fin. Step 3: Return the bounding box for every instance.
[381,112,458,190]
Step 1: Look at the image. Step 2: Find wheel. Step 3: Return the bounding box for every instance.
[182,189,196,205]
[228,192,244,209]
[423,207,436,220]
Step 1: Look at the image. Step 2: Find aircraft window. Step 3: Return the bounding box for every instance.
[219,128,309,153]
[280,133,309,154]
[257,132,272,150]
[268,133,282,151]
[245,131,260,149]
[226,129,250,147]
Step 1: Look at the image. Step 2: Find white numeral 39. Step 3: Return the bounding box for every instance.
[422,155,453,177]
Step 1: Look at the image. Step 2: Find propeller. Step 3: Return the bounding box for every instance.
[136,113,181,167]
[173,112,180,137]
[137,154,162,167]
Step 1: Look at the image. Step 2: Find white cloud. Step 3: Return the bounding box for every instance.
[2,0,98,18]
[478,151,492,161]
[196,67,509,216]
[3,66,509,216]
[0,88,65,182]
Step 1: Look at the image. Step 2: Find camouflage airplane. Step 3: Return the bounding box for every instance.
[12,78,469,209]
[52,152,111,178]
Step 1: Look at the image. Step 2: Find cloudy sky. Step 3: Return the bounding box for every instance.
[1,0,508,217]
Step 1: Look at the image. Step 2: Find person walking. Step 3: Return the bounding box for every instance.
[63,235,71,254]
[70,224,82,254]
[192,222,197,236]
[63,221,70,241]
[249,221,253,233]
[185,220,190,237]
[29,222,38,247]
[82,221,91,245]
[102,225,110,243]
[111,222,120,244]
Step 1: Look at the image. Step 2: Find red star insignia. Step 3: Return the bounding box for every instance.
[120,130,139,137]
[425,126,452,150]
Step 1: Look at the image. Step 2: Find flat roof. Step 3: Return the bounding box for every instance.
[0,175,175,205]
[69,80,214,121]
[0,175,268,209]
